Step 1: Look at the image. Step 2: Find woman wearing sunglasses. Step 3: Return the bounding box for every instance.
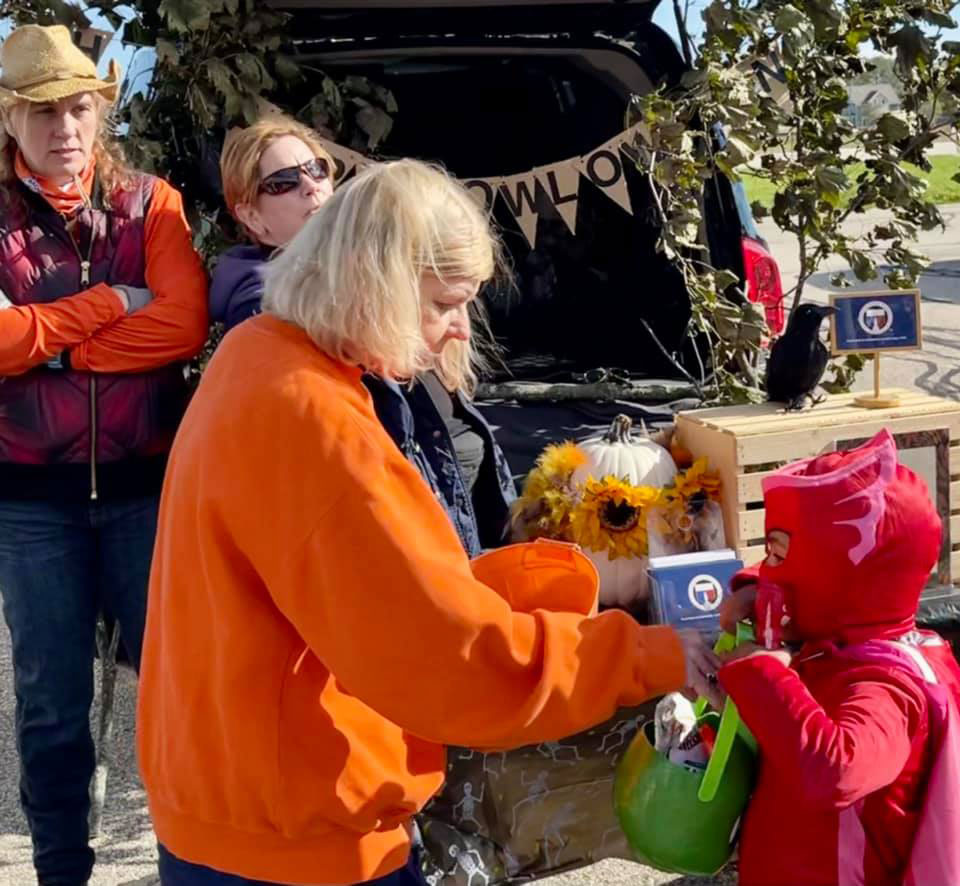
[210,113,335,333]
[214,115,516,559]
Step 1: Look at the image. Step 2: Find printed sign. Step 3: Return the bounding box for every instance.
[648,554,742,635]
[830,290,922,354]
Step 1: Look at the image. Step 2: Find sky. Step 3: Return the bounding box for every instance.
[2,1,959,92]
[653,0,960,47]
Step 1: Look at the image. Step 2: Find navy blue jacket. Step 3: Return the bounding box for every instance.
[209,244,271,331]
[364,376,516,556]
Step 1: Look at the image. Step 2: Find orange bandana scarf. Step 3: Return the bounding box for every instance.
[15,149,95,216]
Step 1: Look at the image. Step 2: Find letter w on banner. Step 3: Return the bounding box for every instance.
[498,172,540,248]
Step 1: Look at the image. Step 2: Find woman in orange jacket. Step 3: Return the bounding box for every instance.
[0,25,208,885]
[137,158,719,886]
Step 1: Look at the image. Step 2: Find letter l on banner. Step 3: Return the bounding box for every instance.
[535,162,580,236]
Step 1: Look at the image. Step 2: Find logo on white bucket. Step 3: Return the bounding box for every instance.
[688,574,724,612]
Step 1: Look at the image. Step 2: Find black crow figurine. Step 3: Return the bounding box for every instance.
[765,303,836,410]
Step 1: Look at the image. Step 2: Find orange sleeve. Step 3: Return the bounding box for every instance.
[0,283,125,376]
[261,415,687,751]
[69,179,210,373]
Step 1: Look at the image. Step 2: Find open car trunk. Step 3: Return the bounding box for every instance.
[273,0,663,37]
[288,33,744,389]
[276,22,748,886]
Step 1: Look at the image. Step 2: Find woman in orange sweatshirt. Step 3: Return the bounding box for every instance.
[137,158,719,886]
[0,25,208,886]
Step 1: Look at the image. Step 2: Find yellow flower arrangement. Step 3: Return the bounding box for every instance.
[569,476,661,559]
[511,442,587,541]
[511,442,722,560]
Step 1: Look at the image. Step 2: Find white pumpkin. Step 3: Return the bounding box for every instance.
[573,414,678,490]
[573,415,677,608]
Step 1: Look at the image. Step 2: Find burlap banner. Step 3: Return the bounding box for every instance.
[314,122,646,248]
[534,161,581,236]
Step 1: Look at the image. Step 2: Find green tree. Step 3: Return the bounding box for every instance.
[0,0,397,259]
[633,0,960,401]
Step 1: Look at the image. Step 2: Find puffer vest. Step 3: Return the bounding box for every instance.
[0,176,190,501]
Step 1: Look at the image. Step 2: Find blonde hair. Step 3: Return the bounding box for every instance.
[0,94,133,206]
[219,113,334,220]
[264,158,503,393]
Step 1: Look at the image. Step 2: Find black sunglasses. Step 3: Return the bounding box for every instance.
[258,158,331,196]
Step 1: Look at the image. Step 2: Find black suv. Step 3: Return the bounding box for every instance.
[263,5,782,885]
[274,0,784,476]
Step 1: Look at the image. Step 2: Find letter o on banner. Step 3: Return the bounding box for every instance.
[464,179,497,213]
[580,148,633,214]
[583,149,622,188]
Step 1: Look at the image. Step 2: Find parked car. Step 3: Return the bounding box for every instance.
[254,4,781,884]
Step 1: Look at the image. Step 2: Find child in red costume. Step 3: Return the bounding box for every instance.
[717,429,960,886]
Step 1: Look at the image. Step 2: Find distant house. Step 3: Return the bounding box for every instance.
[844,84,902,127]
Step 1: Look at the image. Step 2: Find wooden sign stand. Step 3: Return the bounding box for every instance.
[829,290,922,411]
[853,353,902,409]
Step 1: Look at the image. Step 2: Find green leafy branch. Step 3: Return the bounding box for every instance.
[631,0,960,403]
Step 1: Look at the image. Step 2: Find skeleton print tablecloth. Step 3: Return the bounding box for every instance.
[416,700,658,886]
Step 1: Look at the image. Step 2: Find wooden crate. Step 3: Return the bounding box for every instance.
[674,388,960,586]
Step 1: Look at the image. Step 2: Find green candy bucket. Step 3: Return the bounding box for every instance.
[613,625,758,876]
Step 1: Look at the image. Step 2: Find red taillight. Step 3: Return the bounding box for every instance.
[742,237,785,335]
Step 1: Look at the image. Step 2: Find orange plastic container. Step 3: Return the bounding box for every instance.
[470,539,599,616]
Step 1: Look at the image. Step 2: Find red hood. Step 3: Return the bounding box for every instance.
[759,430,941,645]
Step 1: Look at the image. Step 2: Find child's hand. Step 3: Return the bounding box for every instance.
[720,642,792,668]
[719,582,757,634]
[676,629,724,709]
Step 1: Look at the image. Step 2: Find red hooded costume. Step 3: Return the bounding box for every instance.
[719,430,960,886]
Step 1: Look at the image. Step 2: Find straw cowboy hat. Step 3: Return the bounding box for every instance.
[0,24,121,105]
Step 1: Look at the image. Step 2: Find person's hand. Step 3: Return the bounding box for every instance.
[113,284,153,314]
[720,641,792,668]
[719,582,757,634]
[676,629,723,709]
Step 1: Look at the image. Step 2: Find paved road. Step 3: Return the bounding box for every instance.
[0,206,957,886]
[760,202,960,401]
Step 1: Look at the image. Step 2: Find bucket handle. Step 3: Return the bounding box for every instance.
[522,538,582,567]
[694,622,758,803]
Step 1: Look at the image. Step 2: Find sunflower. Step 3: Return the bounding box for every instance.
[670,457,721,503]
[536,441,588,480]
[511,442,587,541]
[569,476,661,560]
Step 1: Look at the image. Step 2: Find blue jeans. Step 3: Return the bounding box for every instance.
[0,496,159,886]
[157,844,428,886]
